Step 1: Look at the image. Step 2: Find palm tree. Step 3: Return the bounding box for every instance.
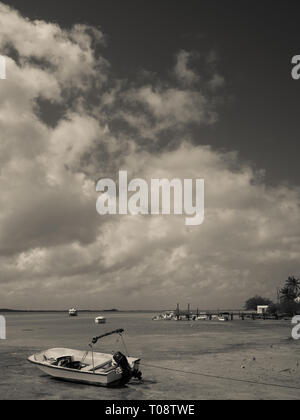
[286,276,300,296]
[280,286,294,303]
[280,276,300,302]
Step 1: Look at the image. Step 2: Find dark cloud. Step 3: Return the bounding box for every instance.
[0,2,299,310]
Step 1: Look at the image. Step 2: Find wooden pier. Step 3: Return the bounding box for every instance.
[153,304,282,321]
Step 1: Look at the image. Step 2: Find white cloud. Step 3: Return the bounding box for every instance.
[0,3,108,91]
[0,2,299,310]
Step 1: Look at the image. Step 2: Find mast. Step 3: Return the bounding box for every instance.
[176,303,180,319]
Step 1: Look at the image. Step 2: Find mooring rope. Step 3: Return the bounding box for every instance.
[120,333,129,357]
[111,334,121,355]
[81,350,89,364]
[140,363,300,391]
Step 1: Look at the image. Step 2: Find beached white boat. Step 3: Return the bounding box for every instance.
[69,308,78,317]
[28,329,142,387]
[95,316,106,324]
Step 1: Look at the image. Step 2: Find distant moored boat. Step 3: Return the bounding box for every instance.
[69,308,78,317]
[218,315,229,322]
[95,316,106,324]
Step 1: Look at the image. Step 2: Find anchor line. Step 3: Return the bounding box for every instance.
[120,333,129,357]
[140,363,300,391]
[111,334,121,355]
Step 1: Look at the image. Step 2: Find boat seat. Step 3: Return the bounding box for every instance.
[80,359,112,372]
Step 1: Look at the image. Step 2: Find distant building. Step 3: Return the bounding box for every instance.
[257,305,269,314]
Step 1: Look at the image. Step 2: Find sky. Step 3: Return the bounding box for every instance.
[0,0,300,310]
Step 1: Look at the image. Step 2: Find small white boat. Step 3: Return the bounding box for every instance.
[218,315,229,322]
[197,315,208,321]
[95,316,106,324]
[152,312,175,321]
[28,329,142,387]
[69,308,78,317]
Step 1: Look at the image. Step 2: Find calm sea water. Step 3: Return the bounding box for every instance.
[0,312,296,400]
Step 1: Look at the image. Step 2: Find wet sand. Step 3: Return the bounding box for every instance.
[0,312,299,400]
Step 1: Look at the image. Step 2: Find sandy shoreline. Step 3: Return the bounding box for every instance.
[0,313,299,400]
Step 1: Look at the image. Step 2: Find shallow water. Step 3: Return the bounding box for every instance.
[0,312,299,400]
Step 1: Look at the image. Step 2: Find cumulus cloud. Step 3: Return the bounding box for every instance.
[0,2,299,310]
[125,86,217,127]
[110,51,223,145]
[0,3,108,91]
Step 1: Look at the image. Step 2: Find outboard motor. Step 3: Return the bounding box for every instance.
[113,352,133,384]
[113,352,142,384]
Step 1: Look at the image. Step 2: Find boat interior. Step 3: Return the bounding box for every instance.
[33,348,117,373]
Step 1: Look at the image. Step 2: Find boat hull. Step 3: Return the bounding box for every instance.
[95,318,106,324]
[28,348,140,387]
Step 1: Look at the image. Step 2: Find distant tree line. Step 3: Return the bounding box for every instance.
[245,295,273,311]
[245,276,300,316]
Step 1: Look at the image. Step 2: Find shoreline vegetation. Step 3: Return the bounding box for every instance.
[245,276,300,317]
